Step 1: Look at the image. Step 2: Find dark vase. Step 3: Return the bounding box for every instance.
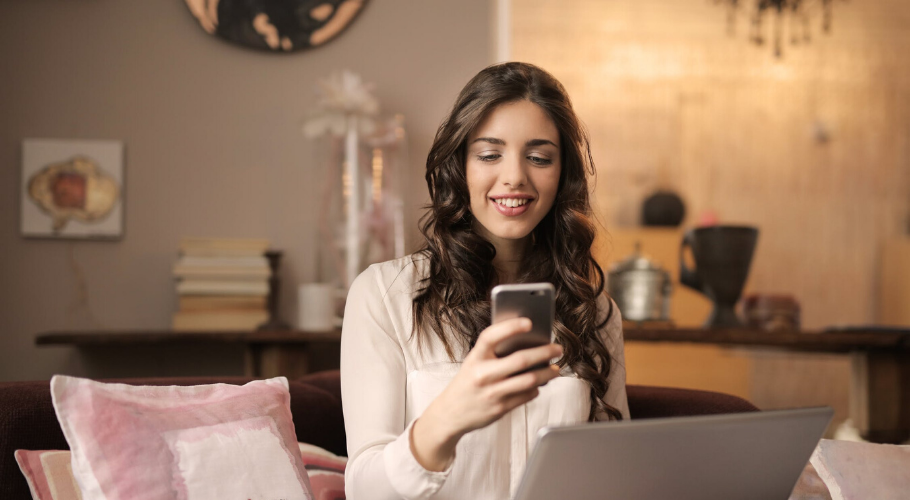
[679,226,759,328]
[642,191,686,227]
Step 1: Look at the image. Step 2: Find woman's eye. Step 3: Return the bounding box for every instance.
[528,156,553,166]
[477,154,501,162]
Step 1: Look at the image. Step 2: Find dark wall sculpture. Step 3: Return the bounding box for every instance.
[186,0,368,52]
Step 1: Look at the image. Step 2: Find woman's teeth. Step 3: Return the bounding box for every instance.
[494,198,530,208]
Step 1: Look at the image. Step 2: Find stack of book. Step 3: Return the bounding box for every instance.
[171,238,271,331]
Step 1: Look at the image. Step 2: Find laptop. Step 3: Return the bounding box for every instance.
[513,407,833,500]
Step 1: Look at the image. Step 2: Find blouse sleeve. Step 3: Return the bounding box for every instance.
[340,265,452,500]
[595,297,631,421]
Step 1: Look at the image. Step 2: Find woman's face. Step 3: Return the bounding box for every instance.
[465,100,562,245]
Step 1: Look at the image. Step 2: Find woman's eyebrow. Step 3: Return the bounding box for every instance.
[470,137,558,147]
[526,139,558,148]
[471,137,506,145]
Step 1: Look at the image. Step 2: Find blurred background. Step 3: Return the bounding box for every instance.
[1,0,908,436]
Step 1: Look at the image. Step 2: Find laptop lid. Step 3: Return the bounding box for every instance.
[514,407,833,500]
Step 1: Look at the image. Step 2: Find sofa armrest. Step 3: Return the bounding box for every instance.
[627,384,759,419]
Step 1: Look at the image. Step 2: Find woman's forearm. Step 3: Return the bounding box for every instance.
[409,407,463,472]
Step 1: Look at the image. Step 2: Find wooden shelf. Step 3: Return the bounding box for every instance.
[622,326,910,353]
[35,327,908,353]
[35,330,342,346]
[34,325,910,443]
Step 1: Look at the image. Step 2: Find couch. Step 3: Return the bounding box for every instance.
[0,370,758,499]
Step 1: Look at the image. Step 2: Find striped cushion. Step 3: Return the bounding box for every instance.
[298,442,346,500]
[14,450,82,500]
[16,443,346,500]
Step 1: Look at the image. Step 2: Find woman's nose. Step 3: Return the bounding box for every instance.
[499,155,528,188]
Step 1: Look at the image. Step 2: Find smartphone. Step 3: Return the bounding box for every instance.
[491,283,555,366]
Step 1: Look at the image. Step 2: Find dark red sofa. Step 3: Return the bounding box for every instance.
[0,370,757,499]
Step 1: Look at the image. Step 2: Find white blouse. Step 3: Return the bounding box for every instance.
[340,255,629,500]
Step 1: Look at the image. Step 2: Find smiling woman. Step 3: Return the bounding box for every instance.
[466,100,562,261]
[340,62,628,500]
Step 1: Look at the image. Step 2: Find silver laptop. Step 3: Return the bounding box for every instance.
[514,407,833,500]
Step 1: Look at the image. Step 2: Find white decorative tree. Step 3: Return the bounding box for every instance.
[303,71,407,319]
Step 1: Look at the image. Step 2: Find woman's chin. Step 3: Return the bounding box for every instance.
[472,216,540,245]
[484,227,534,243]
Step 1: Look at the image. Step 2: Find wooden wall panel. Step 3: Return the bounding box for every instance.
[512,0,910,421]
[512,0,910,330]
[879,237,910,325]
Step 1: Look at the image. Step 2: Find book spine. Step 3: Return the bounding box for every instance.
[178,295,267,312]
[176,280,269,296]
[171,311,269,331]
[173,267,271,280]
[176,256,270,267]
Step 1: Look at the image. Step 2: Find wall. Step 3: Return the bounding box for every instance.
[0,0,494,381]
[511,0,909,425]
[512,0,910,329]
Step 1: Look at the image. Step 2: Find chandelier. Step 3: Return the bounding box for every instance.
[718,0,842,57]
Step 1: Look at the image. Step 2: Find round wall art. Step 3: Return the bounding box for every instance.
[185,0,368,52]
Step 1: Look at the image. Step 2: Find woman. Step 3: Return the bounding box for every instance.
[340,62,628,500]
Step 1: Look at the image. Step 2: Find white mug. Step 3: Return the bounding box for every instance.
[297,283,336,332]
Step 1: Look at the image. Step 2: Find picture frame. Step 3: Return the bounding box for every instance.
[20,138,125,240]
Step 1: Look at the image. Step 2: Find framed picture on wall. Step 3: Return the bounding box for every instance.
[20,138,125,240]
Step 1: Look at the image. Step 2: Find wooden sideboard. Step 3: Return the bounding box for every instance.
[36,330,342,380]
[37,326,909,443]
[622,326,910,444]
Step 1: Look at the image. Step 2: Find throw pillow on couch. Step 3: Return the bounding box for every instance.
[37,375,317,500]
[16,443,346,500]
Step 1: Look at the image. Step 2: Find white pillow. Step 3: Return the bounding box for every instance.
[50,375,313,500]
[810,439,910,500]
[15,443,347,500]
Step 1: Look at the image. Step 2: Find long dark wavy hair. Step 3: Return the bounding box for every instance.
[412,62,621,421]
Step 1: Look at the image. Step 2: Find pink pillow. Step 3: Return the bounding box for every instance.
[14,450,83,500]
[50,375,313,500]
[15,444,344,500]
[298,443,346,500]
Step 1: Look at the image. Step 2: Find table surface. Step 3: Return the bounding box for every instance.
[35,330,343,345]
[623,326,910,353]
[35,327,910,353]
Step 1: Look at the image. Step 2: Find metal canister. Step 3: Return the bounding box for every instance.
[607,245,672,322]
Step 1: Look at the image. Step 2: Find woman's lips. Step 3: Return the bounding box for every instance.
[491,198,532,216]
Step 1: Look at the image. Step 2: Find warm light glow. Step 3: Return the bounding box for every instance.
[371,148,383,203]
[342,167,351,216]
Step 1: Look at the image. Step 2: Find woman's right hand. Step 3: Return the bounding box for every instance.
[409,317,563,471]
